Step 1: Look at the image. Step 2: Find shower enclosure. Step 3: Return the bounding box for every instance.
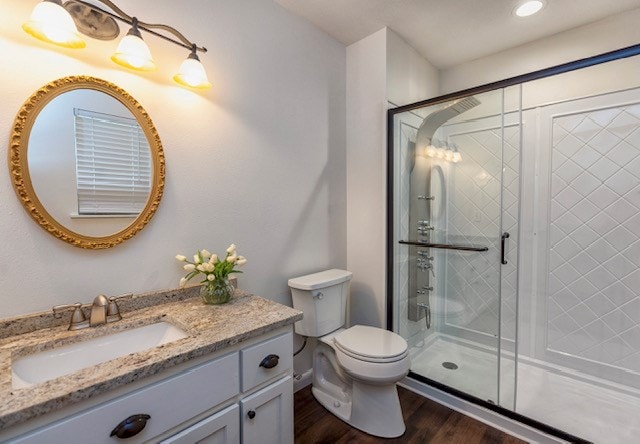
[388,46,640,444]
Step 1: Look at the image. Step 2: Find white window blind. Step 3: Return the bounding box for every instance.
[74,108,151,215]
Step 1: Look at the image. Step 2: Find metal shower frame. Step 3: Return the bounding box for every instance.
[385,42,640,444]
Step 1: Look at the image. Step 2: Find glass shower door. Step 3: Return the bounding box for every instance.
[391,86,521,409]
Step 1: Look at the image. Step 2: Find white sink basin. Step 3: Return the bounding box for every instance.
[11,322,187,389]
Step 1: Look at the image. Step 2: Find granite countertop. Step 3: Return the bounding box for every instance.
[0,287,302,430]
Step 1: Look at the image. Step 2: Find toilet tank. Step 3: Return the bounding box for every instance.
[288,269,352,337]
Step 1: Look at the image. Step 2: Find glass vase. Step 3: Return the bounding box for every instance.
[200,278,234,305]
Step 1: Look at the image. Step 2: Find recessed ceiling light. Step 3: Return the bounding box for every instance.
[515,0,545,17]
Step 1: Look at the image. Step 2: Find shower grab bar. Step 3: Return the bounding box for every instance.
[399,240,488,252]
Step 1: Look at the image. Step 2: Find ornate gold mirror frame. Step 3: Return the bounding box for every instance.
[8,76,165,249]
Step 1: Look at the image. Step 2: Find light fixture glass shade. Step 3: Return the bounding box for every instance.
[111,32,156,71]
[173,54,211,89]
[22,1,86,48]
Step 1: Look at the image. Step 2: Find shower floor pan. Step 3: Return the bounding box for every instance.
[410,335,640,444]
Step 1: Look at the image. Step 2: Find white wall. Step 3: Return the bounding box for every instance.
[440,8,640,94]
[386,29,439,108]
[346,28,438,328]
[346,28,388,328]
[0,0,346,322]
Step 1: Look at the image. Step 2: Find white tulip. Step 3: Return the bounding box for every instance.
[175,254,187,262]
[227,254,238,263]
[197,264,205,272]
[179,277,188,288]
[204,262,214,272]
[201,249,211,259]
[236,256,247,266]
[184,264,196,271]
[207,274,215,281]
[209,254,218,264]
[226,244,236,254]
[193,254,202,264]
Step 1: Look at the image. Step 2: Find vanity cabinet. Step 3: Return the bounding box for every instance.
[4,328,293,444]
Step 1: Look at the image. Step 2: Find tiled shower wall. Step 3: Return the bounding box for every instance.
[546,103,640,373]
[443,124,520,341]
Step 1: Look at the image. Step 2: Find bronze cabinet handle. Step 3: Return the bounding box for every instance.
[259,354,279,369]
[110,414,151,439]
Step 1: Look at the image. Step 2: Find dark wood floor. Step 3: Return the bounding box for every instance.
[294,385,527,444]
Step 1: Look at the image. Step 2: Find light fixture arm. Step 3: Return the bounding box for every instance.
[71,0,207,53]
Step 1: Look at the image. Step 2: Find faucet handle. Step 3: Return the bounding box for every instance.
[106,293,132,323]
[52,303,89,331]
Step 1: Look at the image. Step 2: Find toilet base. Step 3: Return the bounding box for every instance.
[312,380,406,438]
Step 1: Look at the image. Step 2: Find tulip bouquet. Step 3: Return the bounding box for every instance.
[176,244,247,304]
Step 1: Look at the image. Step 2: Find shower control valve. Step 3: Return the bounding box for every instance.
[417,221,435,234]
[417,259,434,272]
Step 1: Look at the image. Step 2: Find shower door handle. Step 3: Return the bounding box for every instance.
[501,232,510,265]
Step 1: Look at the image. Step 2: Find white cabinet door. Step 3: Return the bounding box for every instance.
[241,377,292,444]
[160,404,240,444]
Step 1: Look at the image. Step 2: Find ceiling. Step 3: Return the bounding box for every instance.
[274,0,640,69]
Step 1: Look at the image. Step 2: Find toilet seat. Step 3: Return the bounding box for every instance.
[334,325,408,363]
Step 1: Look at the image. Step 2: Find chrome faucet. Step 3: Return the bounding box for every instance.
[90,294,110,327]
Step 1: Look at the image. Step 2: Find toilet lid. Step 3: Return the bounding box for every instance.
[334,325,407,360]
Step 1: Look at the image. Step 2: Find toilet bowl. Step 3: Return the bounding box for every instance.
[289,270,410,438]
[432,295,470,326]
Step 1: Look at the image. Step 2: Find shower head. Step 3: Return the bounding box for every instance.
[415,96,481,151]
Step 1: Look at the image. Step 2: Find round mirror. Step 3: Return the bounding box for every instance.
[9,76,165,249]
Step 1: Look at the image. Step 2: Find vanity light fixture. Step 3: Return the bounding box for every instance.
[514,0,545,17]
[22,0,210,90]
[22,0,85,48]
[111,18,156,71]
[173,45,212,89]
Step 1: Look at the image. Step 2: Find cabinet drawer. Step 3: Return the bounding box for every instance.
[160,404,239,444]
[11,352,239,444]
[240,332,292,392]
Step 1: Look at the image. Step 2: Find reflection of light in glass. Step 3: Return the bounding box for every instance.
[422,144,462,163]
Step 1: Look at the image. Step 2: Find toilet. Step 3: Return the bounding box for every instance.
[288,269,410,438]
